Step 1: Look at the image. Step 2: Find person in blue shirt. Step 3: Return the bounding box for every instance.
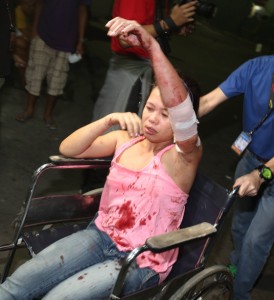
[199,55,274,300]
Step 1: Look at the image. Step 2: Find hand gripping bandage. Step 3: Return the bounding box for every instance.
[168,94,199,141]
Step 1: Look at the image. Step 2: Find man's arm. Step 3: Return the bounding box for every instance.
[118,1,197,48]
[31,0,44,38]
[75,4,88,55]
[148,1,197,37]
[198,87,228,117]
[234,157,274,197]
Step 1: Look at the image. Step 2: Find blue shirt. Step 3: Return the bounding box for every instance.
[220,55,274,161]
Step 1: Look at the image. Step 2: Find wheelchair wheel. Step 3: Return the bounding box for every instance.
[169,265,233,300]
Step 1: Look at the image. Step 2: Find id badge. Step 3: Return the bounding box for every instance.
[231,131,252,155]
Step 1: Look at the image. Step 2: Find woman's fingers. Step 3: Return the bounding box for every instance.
[116,112,141,137]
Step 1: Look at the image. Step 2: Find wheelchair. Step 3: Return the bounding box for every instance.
[0,155,238,299]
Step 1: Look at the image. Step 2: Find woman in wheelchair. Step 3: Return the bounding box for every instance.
[0,18,202,300]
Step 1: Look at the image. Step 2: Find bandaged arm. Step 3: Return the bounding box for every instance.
[168,94,199,142]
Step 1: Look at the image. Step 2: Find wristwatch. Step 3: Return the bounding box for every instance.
[256,165,274,181]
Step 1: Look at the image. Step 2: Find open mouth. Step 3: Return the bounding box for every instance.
[144,126,157,135]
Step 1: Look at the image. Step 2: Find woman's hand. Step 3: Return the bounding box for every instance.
[107,112,143,137]
[106,18,154,51]
[60,112,142,158]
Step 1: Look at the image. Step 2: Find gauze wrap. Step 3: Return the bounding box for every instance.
[168,94,199,141]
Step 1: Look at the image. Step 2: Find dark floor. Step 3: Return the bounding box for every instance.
[0,20,273,299]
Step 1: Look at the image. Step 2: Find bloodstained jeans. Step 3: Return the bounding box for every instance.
[0,223,159,300]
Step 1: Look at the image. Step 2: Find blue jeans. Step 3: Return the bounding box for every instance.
[230,150,274,300]
[0,223,159,299]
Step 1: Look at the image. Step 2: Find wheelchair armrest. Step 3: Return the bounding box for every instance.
[111,222,216,298]
[145,222,216,252]
[49,155,112,166]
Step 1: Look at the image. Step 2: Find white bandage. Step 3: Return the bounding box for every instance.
[168,94,199,141]
[175,137,201,153]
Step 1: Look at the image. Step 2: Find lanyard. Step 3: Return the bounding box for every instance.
[4,0,15,32]
[248,73,274,136]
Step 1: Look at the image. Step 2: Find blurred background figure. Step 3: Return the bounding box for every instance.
[13,0,36,86]
[0,0,15,90]
[15,0,91,130]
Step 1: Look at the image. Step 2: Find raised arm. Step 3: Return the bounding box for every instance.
[107,18,188,105]
[106,18,200,155]
[117,1,197,48]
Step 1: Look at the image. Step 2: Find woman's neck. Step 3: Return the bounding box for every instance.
[142,137,173,155]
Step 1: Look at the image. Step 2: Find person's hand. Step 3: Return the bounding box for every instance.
[106,17,154,51]
[13,54,27,68]
[170,1,197,28]
[233,170,264,197]
[107,112,143,137]
[75,41,84,55]
[179,21,196,36]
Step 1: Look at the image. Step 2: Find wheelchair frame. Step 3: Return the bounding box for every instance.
[0,155,238,299]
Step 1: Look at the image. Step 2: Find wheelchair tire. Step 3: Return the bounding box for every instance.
[169,265,233,300]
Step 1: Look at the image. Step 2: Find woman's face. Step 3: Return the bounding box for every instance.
[142,87,173,143]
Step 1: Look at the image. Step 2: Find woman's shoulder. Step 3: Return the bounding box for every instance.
[162,147,201,194]
[114,130,138,148]
[162,145,202,177]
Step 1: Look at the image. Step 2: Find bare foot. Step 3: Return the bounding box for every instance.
[44,118,57,130]
[15,112,33,123]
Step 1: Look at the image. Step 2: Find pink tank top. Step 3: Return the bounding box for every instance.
[95,136,188,282]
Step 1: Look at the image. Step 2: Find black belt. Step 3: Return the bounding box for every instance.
[248,149,268,164]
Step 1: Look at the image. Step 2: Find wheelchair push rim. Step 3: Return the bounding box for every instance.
[169,265,233,300]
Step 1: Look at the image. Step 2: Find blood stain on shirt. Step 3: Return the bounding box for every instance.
[112,235,129,247]
[153,162,159,169]
[115,200,136,230]
[171,196,181,203]
[128,174,140,190]
[140,218,146,225]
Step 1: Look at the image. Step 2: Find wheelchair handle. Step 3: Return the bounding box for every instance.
[228,185,240,198]
[220,185,240,216]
